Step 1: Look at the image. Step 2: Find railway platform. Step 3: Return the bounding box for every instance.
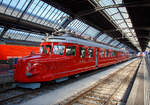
[126,57,150,105]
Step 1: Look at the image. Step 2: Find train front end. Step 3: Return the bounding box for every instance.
[14,42,55,88]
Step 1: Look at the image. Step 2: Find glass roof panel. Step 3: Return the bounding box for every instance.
[66,19,89,35]
[0,0,69,29]
[105,8,118,15]
[0,27,4,35]
[114,0,122,4]
[0,0,31,18]
[101,36,112,43]
[96,34,107,41]
[99,0,114,6]
[118,7,127,13]
[22,0,69,29]
[112,13,122,20]
[82,27,99,37]
[121,13,129,18]
[110,40,120,46]
[118,43,124,48]
[94,0,141,50]
[3,29,44,42]
[26,33,44,42]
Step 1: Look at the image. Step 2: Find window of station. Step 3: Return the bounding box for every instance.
[88,48,93,58]
[100,49,105,57]
[65,46,76,56]
[53,45,65,55]
[79,47,86,58]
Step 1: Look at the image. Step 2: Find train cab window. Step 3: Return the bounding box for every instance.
[88,48,93,58]
[79,47,86,58]
[40,45,51,54]
[100,49,104,57]
[45,45,51,54]
[53,45,65,55]
[65,46,76,56]
[40,45,44,54]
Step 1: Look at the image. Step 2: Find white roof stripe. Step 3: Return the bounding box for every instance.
[46,34,128,52]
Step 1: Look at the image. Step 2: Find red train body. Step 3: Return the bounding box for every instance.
[14,34,130,83]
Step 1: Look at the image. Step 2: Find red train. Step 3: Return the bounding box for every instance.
[14,33,130,88]
[0,44,40,63]
[0,44,40,70]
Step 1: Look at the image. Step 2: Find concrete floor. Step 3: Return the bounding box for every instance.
[126,57,150,105]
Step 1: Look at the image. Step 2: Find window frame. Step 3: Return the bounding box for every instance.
[65,46,76,56]
[100,49,105,58]
[53,45,65,55]
[79,47,86,58]
[88,48,93,58]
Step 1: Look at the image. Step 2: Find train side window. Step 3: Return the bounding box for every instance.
[112,51,114,57]
[100,49,104,57]
[108,51,110,57]
[65,46,76,56]
[111,51,113,57]
[45,45,51,54]
[105,50,107,57]
[109,51,111,57]
[79,47,86,58]
[53,45,65,55]
[114,51,115,57]
[88,48,93,58]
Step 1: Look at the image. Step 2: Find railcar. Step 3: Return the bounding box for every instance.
[0,44,39,63]
[14,33,130,88]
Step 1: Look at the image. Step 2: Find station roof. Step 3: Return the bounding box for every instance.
[0,0,149,52]
[44,0,150,51]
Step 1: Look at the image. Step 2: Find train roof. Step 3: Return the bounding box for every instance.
[44,33,128,52]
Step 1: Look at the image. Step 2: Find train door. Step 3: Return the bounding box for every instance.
[96,48,98,67]
[87,48,95,68]
[65,45,77,71]
[99,48,104,67]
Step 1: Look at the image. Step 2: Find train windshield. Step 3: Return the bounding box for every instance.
[40,45,51,54]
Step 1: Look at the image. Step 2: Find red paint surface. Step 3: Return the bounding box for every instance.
[0,45,39,60]
[14,42,130,83]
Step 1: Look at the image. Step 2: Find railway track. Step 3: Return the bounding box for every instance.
[0,82,59,105]
[59,59,141,105]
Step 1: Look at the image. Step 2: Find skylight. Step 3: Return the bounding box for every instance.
[93,0,141,51]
